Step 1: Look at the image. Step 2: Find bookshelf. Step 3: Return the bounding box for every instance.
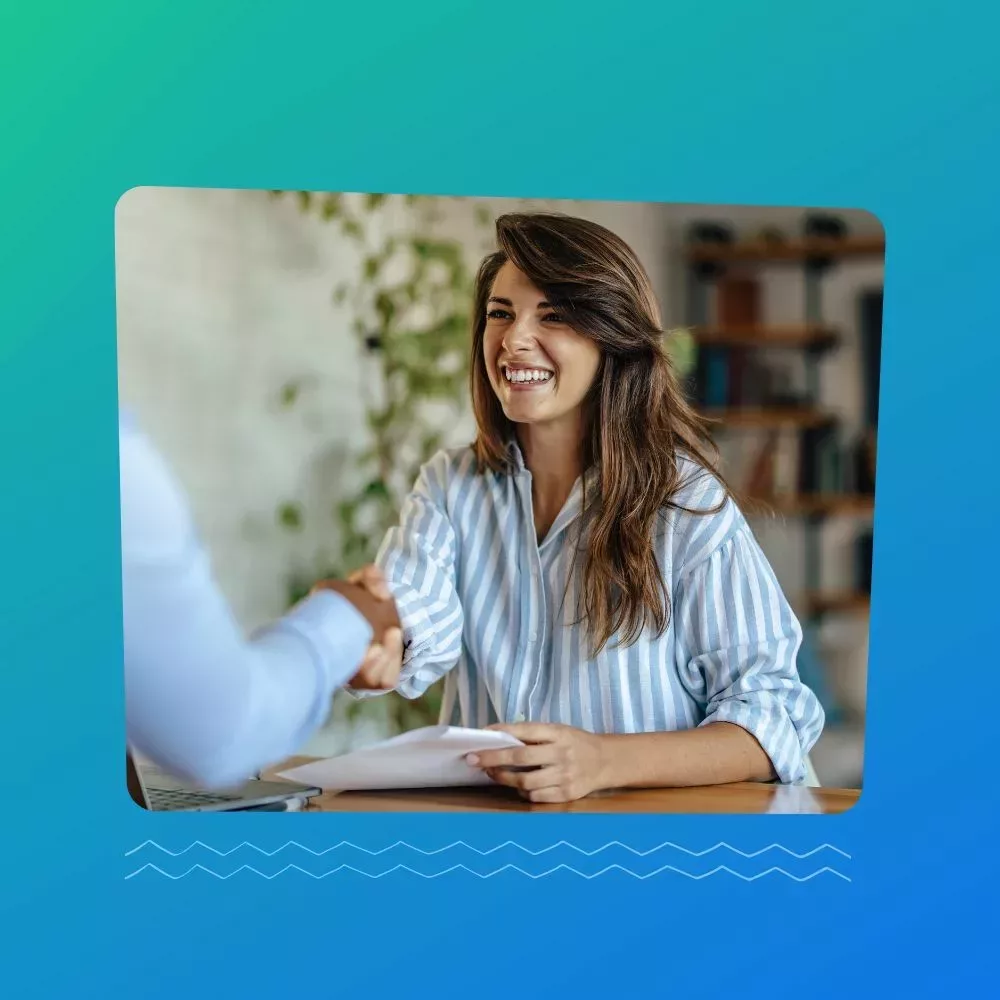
[805,592,872,617]
[701,406,835,430]
[693,324,839,350]
[688,235,885,264]
[747,493,875,517]
[685,217,883,625]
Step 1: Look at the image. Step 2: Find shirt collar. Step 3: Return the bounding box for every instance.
[505,436,601,542]
[506,437,526,471]
[506,436,600,486]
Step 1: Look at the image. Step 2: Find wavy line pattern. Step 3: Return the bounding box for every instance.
[124,840,852,882]
[125,862,850,882]
[126,839,851,860]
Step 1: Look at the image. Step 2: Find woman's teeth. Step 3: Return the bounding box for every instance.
[503,367,553,384]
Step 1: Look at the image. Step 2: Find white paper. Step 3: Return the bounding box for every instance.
[276,725,524,791]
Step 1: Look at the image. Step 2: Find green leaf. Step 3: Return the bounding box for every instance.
[336,501,357,532]
[321,193,342,220]
[279,380,300,408]
[411,239,461,267]
[286,563,343,610]
[343,532,376,569]
[344,698,367,722]
[374,291,395,326]
[296,191,312,211]
[406,368,465,401]
[363,479,390,501]
[341,218,363,240]
[367,405,397,435]
[332,284,349,305]
[286,578,312,606]
[665,326,697,378]
[420,432,444,457]
[363,193,388,211]
[277,502,304,531]
[391,683,443,731]
[474,204,492,227]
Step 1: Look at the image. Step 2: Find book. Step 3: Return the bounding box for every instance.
[717,274,760,407]
[773,429,799,496]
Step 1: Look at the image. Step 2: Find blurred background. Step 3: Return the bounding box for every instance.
[116,189,881,788]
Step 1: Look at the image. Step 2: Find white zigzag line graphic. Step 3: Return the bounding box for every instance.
[125,839,851,860]
[125,862,850,882]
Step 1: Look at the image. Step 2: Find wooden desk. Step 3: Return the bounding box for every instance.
[269,758,859,814]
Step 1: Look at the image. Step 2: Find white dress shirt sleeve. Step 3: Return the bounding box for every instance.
[119,413,372,789]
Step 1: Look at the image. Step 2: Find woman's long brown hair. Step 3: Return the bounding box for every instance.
[470,212,731,655]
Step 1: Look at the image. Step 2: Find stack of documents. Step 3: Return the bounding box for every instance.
[277,725,524,791]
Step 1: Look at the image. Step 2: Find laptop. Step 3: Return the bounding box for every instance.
[126,750,321,812]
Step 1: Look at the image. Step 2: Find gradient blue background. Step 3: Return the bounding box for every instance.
[2,1,997,996]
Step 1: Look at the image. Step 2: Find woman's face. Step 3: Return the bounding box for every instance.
[482,262,602,430]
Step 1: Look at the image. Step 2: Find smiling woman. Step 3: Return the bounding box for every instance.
[347,212,825,804]
[485,267,599,417]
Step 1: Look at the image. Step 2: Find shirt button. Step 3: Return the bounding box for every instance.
[515,713,526,722]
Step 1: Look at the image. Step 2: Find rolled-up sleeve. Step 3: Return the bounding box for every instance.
[674,524,825,784]
[364,452,464,700]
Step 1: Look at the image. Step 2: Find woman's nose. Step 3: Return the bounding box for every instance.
[503,316,537,352]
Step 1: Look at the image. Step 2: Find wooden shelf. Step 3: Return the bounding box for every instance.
[747,493,875,517]
[700,407,835,430]
[805,592,871,617]
[688,235,885,264]
[692,324,839,349]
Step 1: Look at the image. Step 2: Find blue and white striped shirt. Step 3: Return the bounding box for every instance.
[373,442,824,784]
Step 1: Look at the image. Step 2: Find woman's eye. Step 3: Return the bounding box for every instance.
[543,312,564,324]
[487,309,512,320]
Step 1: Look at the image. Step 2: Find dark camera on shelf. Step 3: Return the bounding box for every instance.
[688,221,734,279]
[802,213,848,270]
[803,213,848,241]
[688,221,734,246]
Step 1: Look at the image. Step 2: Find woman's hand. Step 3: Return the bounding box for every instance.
[311,565,404,690]
[346,625,404,690]
[465,722,612,803]
[344,565,404,689]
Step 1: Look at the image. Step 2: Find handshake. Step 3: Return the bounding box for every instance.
[312,565,404,691]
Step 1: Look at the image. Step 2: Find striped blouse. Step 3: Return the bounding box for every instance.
[372,441,824,784]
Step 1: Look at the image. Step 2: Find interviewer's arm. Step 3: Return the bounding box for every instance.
[120,414,373,790]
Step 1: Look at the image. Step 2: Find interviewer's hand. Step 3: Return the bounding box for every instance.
[311,574,399,635]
